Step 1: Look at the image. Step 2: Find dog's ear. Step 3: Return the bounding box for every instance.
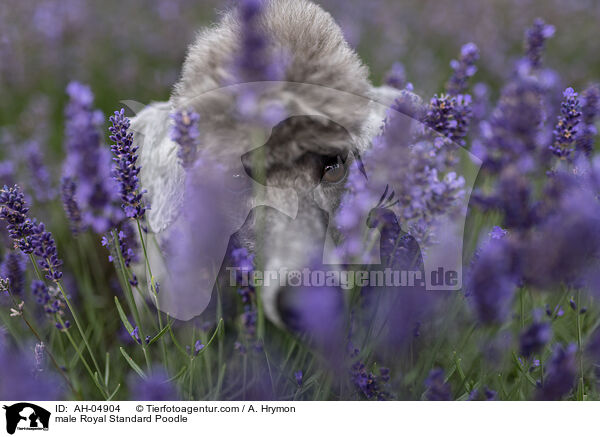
[130,102,185,234]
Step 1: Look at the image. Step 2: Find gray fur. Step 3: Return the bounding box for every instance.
[131,0,417,323]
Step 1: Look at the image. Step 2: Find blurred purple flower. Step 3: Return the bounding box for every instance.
[351,361,390,400]
[0,335,63,400]
[384,62,407,90]
[25,141,54,203]
[63,81,123,233]
[31,280,66,322]
[0,251,26,296]
[171,109,200,169]
[60,176,82,234]
[468,387,497,400]
[536,343,577,400]
[295,370,303,387]
[467,237,517,325]
[129,367,178,401]
[525,18,555,69]
[446,42,479,96]
[234,0,282,83]
[424,368,451,401]
[519,321,552,357]
[109,108,147,219]
[576,84,600,156]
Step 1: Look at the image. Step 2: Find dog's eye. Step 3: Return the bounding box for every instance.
[322,155,346,183]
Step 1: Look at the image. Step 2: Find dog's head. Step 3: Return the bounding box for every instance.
[130,0,417,324]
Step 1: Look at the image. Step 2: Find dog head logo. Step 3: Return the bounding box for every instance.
[3,403,50,435]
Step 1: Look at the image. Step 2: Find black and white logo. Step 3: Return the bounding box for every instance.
[3,403,50,435]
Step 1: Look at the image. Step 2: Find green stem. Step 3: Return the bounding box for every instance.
[136,219,168,368]
[29,254,104,383]
[576,290,585,400]
[112,230,152,372]
[5,287,80,399]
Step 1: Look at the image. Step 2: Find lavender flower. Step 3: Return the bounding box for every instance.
[424,368,451,401]
[194,340,204,356]
[63,81,123,233]
[0,158,15,187]
[525,18,555,69]
[446,42,479,96]
[468,387,497,401]
[30,221,63,282]
[295,370,303,387]
[384,62,408,90]
[536,344,577,400]
[31,280,66,321]
[60,176,82,234]
[351,361,390,400]
[25,141,54,203]
[576,84,600,156]
[109,108,147,219]
[0,251,26,296]
[129,367,178,400]
[0,185,62,281]
[424,94,472,147]
[234,0,280,83]
[467,237,517,324]
[0,185,36,253]
[171,109,200,169]
[549,88,581,159]
[475,61,545,173]
[519,321,552,357]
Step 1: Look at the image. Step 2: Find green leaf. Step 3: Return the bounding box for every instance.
[166,366,188,383]
[120,347,147,379]
[106,384,121,401]
[195,318,224,357]
[104,352,111,387]
[114,297,134,334]
[147,321,172,346]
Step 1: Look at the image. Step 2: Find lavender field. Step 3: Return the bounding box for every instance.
[1,0,600,402]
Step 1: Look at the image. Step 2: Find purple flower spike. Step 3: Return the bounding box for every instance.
[109,108,147,219]
[384,62,407,90]
[425,94,472,147]
[295,370,303,387]
[30,221,63,282]
[234,0,281,83]
[536,344,577,400]
[63,82,123,233]
[519,321,552,357]
[446,42,480,96]
[171,109,200,169]
[0,185,63,282]
[0,252,26,296]
[525,18,555,69]
[576,84,600,156]
[60,177,82,234]
[0,185,36,253]
[550,87,581,159]
[424,368,451,401]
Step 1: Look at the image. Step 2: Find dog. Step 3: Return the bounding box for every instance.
[130,0,418,327]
